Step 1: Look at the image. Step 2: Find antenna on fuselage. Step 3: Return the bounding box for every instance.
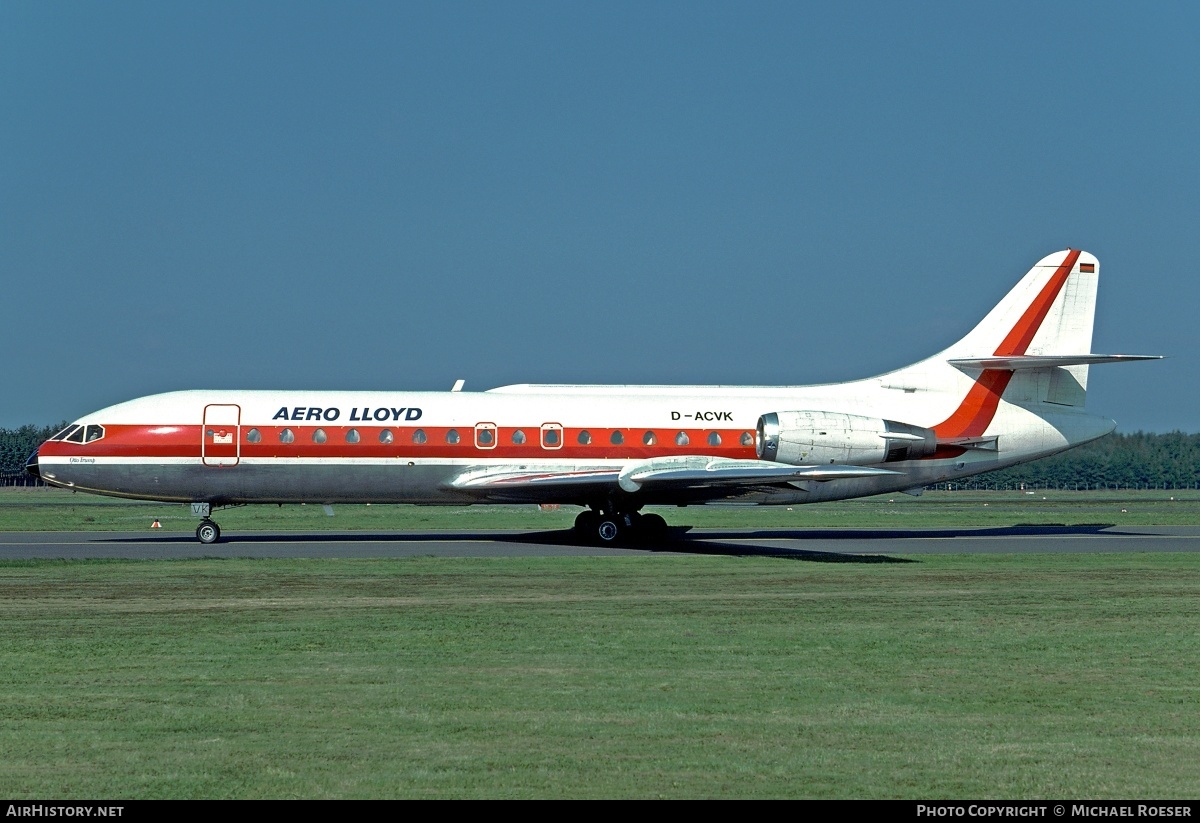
[451,379,465,392]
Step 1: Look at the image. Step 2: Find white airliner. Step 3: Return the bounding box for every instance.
[27,249,1159,544]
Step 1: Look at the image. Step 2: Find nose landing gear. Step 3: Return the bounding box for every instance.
[189,502,224,544]
[196,519,221,544]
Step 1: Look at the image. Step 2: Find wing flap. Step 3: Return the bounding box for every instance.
[617,458,901,492]
[451,468,620,489]
[448,457,901,499]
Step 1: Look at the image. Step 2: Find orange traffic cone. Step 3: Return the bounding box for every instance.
[151,519,161,529]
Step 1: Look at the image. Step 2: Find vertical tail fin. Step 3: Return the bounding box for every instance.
[942,249,1098,362]
[880,250,1103,440]
[878,249,1156,445]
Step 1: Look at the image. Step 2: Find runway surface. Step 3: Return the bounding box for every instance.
[2,525,1200,560]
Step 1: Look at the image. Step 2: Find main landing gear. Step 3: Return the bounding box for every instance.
[574,508,669,546]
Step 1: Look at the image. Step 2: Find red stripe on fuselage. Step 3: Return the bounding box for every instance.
[37,424,760,462]
[931,369,1013,439]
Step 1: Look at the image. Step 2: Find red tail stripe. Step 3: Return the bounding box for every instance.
[934,250,1080,439]
[932,369,1013,438]
[993,249,1080,357]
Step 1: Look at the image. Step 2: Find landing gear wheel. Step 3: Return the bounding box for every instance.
[574,510,600,535]
[639,513,668,543]
[596,517,623,545]
[196,520,220,545]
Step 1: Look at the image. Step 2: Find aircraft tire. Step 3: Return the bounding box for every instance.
[638,513,668,542]
[196,520,221,544]
[574,510,599,535]
[596,517,623,545]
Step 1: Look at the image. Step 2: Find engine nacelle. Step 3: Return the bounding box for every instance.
[756,411,937,466]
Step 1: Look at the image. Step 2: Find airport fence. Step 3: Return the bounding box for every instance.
[931,481,1200,492]
[0,471,45,487]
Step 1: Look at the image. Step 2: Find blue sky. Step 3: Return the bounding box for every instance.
[2,2,1195,432]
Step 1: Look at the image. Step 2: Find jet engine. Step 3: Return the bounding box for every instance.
[756,411,937,466]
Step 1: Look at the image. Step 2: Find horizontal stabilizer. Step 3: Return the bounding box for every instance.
[948,354,1162,370]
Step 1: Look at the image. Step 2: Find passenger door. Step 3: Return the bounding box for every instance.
[202,404,241,467]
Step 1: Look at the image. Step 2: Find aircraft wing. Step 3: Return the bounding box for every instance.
[449,457,901,500]
[451,467,623,490]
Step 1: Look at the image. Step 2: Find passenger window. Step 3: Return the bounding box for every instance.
[379,429,394,445]
[740,431,754,447]
[313,429,327,444]
[280,428,295,444]
[577,430,592,445]
[247,428,262,443]
[345,429,360,444]
[512,430,527,445]
[675,431,690,446]
[475,424,496,448]
[642,431,657,446]
[707,432,722,447]
[412,429,427,444]
[541,424,563,449]
[610,431,624,445]
[446,429,460,445]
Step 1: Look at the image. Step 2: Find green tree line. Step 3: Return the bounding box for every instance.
[969,431,1200,490]
[2,424,1198,489]
[0,422,67,483]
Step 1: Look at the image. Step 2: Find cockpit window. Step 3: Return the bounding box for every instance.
[84,425,105,443]
[50,425,79,441]
[64,426,86,444]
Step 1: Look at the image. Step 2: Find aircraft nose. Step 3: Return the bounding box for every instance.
[25,448,41,480]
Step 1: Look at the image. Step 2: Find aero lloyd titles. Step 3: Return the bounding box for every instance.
[272,406,424,422]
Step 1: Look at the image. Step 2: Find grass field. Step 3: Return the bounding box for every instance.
[1,489,1198,799]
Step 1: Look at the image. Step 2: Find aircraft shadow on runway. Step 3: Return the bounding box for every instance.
[508,523,1119,562]
[633,524,1122,563]
[103,522,1123,563]
[99,528,915,563]
[679,524,1119,540]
